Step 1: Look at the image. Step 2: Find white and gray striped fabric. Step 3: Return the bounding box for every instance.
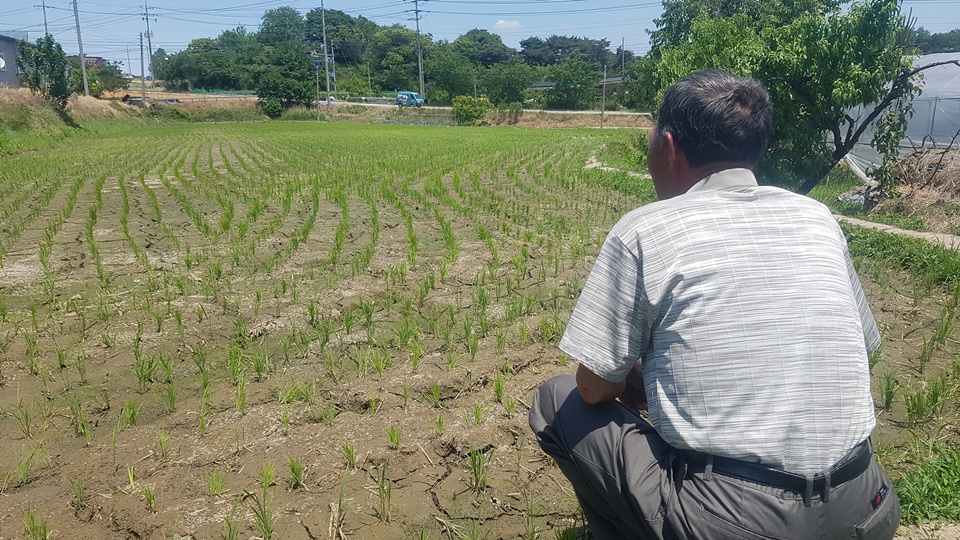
[560,168,879,475]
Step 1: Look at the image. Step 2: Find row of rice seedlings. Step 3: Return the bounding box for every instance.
[0,175,67,264]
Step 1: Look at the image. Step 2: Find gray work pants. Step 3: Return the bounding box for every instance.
[529,375,901,540]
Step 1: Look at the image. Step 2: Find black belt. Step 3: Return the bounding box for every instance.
[683,438,872,503]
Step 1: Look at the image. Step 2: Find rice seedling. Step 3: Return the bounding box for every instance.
[161,385,177,413]
[63,393,91,443]
[208,468,228,496]
[9,400,32,439]
[880,372,899,411]
[376,465,392,522]
[466,448,489,495]
[68,474,88,508]
[245,487,275,540]
[121,399,140,430]
[425,382,443,407]
[435,414,446,436]
[387,425,401,449]
[236,375,247,415]
[22,505,48,540]
[280,406,291,435]
[472,404,486,425]
[341,442,357,470]
[260,462,277,488]
[288,457,307,490]
[251,351,270,382]
[142,485,157,511]
[154,428,172,460]
[221,495,243,540]
[493,373,505,404]
[905,387,932,427]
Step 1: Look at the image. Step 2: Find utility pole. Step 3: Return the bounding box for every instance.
[321,0,331,107]
[143,1,155,77]
[126,47,132,77]
[139,32,146,101]
[41,0,49,35]
[405,0,426,96]
[72,0,89,96]
[620,38,627,76]
[601,65,607,129]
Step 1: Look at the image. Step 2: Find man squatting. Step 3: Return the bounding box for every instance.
[529,70,901,539]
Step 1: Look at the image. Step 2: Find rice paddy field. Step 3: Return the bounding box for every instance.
[0,120,957,539]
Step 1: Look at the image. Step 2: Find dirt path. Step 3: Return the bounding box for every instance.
[835,215,960,250]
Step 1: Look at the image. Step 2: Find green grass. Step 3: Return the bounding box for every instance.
[895,445,960,524]
[842,223,960,285]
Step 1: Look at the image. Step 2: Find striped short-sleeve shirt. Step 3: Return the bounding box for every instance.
[560,168,879,475]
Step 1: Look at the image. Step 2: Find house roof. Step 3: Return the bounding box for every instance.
[0,31,28,43]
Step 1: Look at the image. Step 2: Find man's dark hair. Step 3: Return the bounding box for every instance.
[655,69,773,168]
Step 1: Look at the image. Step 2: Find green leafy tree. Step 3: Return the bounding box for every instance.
[96,63,128,93]
[546,53,599,110]
[520,35,613,66]
[70,59,103,97]
[258,6,305,47]
[453,29,515,67]
[425,45,476,104]
[482,60,537,105]
[256,68,311,106]
[16,34,71,110]
[305,9,379,66]
[156,28,260,90]
[369,25,433,91]
[651,0,960,193]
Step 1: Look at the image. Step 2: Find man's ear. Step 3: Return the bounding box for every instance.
[662,130,683,172]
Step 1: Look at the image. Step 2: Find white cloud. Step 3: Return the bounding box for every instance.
[494,20,522,29]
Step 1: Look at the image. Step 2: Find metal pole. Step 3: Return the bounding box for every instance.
[321,0,331,107]
[601,65,606,129]
[621,37,625,74]
[144,1,154,77]
[42,0,49,35]
[73,0,89,96]
[139,32,146,101]
[414,0,424,96]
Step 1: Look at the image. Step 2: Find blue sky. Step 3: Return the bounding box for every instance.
[1,0,958,75]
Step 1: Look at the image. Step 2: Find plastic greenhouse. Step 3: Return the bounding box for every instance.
[845,52,960,177]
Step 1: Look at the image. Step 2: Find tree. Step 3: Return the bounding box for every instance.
[368,25,432,91]
[908,27,960,53]
[16,34,71,110]
[520,35,614,66]
[96,62,128,93]
[650,0,960,193]
[425,45,476,104]
[546,53,599,110]
[258,6,305,47]
[70,59,103,97]
[482,60,537,105]
[305,9,379,66]
[453,29,515,67]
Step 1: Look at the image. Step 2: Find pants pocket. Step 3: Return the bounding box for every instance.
[854,487,900,539]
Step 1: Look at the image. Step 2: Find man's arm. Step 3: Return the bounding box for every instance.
[576,364,625,404]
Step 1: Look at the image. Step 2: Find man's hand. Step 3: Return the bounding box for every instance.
[619,364,648,413]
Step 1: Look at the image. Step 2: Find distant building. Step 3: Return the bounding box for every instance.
[68,55,109,68]
[0,32,27,87]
